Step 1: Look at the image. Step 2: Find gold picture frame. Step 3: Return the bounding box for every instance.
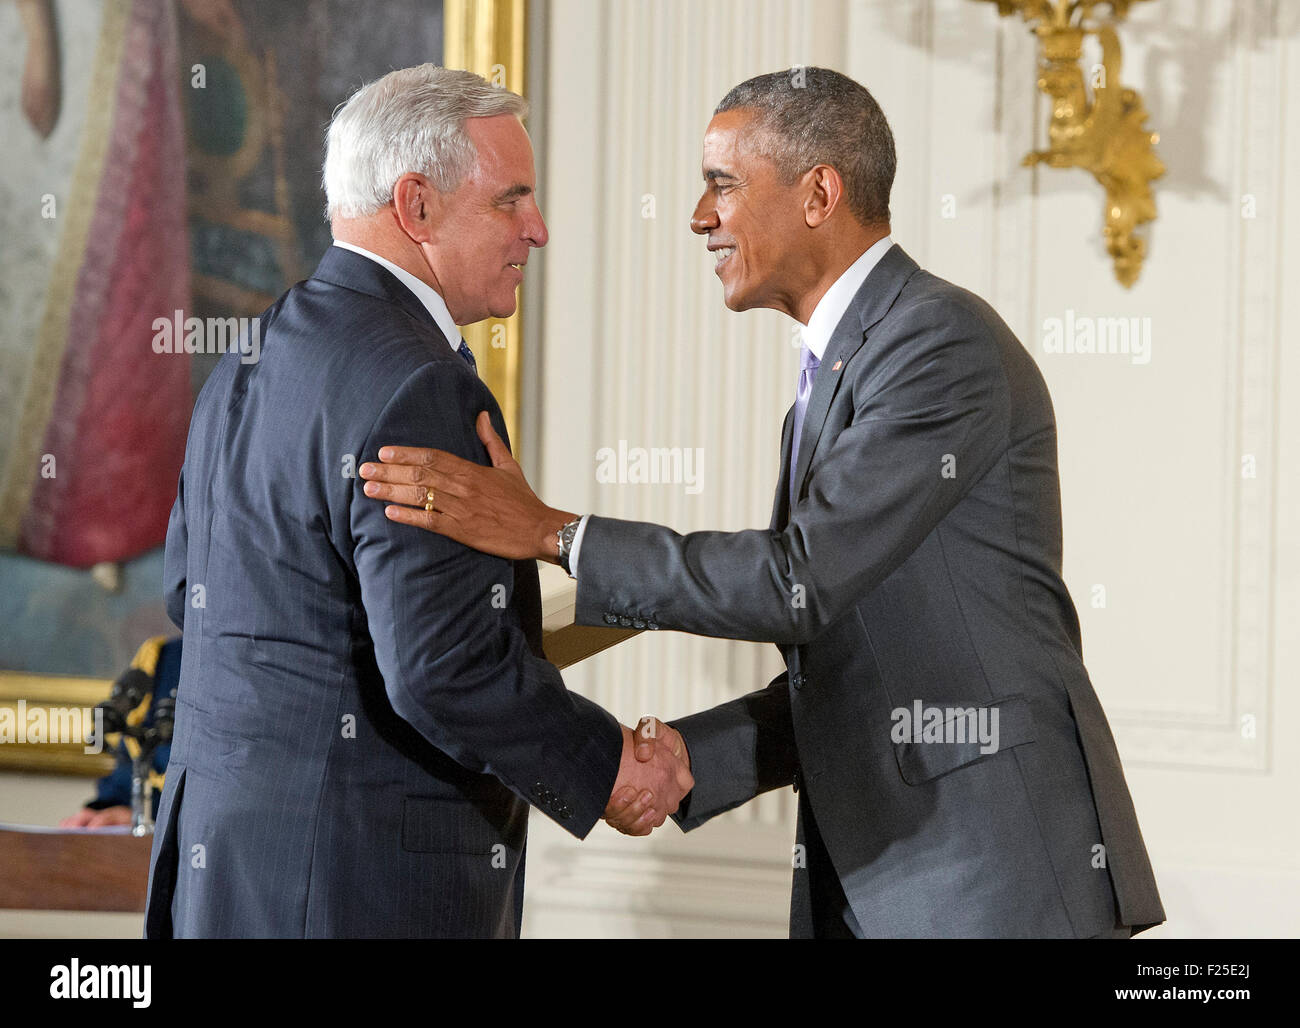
[0,672,117,777]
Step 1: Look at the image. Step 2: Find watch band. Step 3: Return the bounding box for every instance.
[556,517,582,576]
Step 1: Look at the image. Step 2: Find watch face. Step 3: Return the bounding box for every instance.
[558,519,580,573]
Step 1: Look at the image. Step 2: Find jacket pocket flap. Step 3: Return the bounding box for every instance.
[893,694,1036,786]
[401,795,525,855]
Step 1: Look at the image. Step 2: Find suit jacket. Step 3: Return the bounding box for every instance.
[145,246,622,938]
[574,244,1165,938]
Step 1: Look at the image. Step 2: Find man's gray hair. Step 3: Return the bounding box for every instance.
[323,64,528,220]
[715,67,895,225]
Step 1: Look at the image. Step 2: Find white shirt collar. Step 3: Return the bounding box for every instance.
[799,235,893,360]
[331,240,461,353]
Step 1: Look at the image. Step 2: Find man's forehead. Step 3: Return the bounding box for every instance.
[465,114,536,188]
[466,113,531,155]
[701,109,763,175]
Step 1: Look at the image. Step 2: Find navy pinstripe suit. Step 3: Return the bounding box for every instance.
[145,246,622,938]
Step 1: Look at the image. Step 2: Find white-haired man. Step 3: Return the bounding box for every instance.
[144,64,691,939]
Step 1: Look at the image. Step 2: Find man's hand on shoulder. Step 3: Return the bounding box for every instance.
[359,411,575,562]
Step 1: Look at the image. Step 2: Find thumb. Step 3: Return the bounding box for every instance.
[634,716,657,762]
[476,411,514,469]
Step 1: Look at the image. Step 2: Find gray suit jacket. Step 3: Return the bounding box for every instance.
[574,244,1165,938]
[145,246,622,938]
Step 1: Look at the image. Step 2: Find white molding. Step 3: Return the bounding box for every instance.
[1107,0,1281,771]
[522,816,793,939]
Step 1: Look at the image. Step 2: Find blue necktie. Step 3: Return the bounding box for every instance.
[789,341,821,509]
[457,338,478,375]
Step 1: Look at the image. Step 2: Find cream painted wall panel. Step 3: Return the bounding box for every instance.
[845,0,1297,935]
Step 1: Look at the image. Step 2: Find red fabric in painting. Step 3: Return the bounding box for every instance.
[20,0,191,567]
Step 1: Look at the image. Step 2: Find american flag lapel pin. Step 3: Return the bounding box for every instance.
[831,359,842,371]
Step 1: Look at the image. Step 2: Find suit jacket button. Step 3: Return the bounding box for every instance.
[648,621,659,630]
[618,616,632,627]
[632,618,646,630]
[603,613,618,625]
[791,672,804,691]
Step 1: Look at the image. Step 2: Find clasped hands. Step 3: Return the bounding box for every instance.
[603,717,692,836]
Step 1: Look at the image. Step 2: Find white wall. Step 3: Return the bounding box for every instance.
[522,0,1300,938]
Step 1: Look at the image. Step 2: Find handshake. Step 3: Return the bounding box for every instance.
[602,717,693,836]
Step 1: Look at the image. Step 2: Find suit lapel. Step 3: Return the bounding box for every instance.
[789,321,852,507]
[787,244,921,507]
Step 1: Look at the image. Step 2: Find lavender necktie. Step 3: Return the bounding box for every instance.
[789,341,821,508]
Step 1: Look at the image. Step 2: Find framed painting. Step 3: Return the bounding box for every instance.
[0,0,538,777]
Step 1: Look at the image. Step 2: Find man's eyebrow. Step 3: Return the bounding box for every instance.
[493,184,533,202]
[704,168,736,183]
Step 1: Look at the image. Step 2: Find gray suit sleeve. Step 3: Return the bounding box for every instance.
[352,364,623,838]
[669,670,798,831]
[574,297,1010,644]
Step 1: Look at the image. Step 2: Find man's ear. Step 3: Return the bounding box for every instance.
[392,172,440,244]
[803,164,844,228]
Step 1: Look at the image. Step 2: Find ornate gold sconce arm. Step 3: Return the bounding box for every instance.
[978,0,1164,287]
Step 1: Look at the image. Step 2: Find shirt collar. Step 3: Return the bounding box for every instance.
[331,240,461,353]
[800,235,893,360]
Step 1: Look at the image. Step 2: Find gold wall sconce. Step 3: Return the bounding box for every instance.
[979,1,1165,287]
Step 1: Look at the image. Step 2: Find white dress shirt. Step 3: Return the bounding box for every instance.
[568,235,894,579]
[798,234,893,360]
[331,240,461,354]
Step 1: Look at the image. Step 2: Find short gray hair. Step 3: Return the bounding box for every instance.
[323,64,528,220]
[715,67,895,225]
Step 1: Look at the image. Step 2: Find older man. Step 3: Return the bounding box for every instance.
[359,68,1164,939]
[144,65,691,939]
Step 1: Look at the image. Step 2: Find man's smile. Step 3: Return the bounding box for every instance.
[708,242,737,273]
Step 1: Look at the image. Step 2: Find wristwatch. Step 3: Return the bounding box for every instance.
[556,517,582,576]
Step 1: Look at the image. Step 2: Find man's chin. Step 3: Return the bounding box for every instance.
[721,286,753,313]
[488,294,520,319]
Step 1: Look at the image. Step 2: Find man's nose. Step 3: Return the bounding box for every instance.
[527,206,549,248]
[690,195,717,235]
